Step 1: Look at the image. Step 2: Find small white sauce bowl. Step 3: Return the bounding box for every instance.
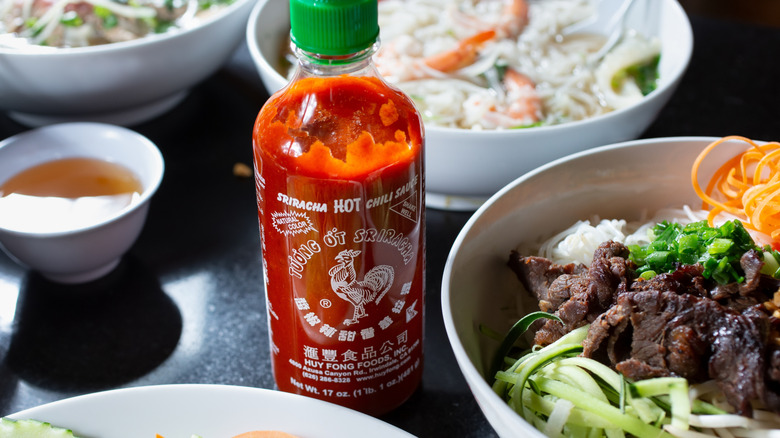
[0,122,164,283]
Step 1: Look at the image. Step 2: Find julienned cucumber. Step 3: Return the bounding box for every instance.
[0,418,77,438]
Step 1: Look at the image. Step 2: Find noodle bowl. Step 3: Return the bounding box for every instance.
[0,0,235,48]
[442,137,768,437]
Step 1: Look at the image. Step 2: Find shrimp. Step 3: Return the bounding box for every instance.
[421,0,528,74]
[376,0,530,78]
[470,68,542,128]
[449,0,529,39]
[501,68,541,122]
[423,29,496,73]
[375,0,541,129]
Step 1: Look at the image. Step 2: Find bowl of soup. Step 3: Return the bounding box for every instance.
[0,0,256,127]
[0,122,164,283]
[246,0,693,210]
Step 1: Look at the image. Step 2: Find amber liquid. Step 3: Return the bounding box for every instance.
[0,157,143,233]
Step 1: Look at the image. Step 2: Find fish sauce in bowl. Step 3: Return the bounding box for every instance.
[0,157,143,234]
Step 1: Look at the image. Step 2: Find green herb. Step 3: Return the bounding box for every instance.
[628,219,766,284]
[763,247,780,277]
[154,19,175,33]
[93,6,118,29]
[198,0,235,8]
[510,121,545,129]
[611,54,660,96]
[60,10,83,27]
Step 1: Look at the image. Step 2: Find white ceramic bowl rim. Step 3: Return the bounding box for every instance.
[0,122,165,238]
[0,0,254,56]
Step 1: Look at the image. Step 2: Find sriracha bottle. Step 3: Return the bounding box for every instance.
[252,0,425,416]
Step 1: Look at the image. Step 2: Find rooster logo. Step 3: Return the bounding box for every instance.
[328,249,394,326]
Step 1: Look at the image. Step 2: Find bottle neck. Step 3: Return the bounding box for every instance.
[293,41,380,78]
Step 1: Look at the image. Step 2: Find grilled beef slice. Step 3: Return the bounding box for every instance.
[509,241,634,346]
[583,290,769,415]
[507,252,587,311]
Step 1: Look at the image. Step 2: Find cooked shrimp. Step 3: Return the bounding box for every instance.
[498,0,529,38]
[376,0,530,79]
[448,0,528,39]
[501,68,541,122]
[422,29,496,73]
[468,68,542,128]
[423,0,528,72]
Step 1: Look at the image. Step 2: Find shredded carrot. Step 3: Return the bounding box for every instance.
[692,135,780,244]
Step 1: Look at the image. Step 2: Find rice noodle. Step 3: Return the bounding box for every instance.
[373,0,661,130]
[529,207,708,266]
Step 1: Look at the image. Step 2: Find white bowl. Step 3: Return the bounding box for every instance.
[0,0,256,127]
[440,136,754,437]
[246,0,693,210]
[0,122,164,284]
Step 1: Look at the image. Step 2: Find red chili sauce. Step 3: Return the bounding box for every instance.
[253,74,425,416]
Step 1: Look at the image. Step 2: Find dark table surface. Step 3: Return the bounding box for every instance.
[1,12,779,438]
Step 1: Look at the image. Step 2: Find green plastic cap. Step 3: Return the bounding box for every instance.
[289,0,379,56]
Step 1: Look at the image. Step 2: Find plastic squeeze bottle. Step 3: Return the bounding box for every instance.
[252,0,425,416]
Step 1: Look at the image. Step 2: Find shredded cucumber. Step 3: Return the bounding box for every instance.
[488,315,735,438]
[0,418,77,438]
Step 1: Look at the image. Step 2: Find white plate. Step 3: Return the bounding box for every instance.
[6,384,417,438]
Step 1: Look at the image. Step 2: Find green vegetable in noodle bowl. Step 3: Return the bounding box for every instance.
[489,320,712,438]
[628,219,780,284]
[0,0,236,48]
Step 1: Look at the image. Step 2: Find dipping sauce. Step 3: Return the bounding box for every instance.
[0,157,143,233]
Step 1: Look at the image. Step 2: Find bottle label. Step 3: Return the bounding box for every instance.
[256,155,425,413]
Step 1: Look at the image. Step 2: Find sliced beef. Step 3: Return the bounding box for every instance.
[767,346,780,412]
[631,264,709,297]
[507,252,586,310]
[741,249,766,295]
[532,275,590,346]
[583,289,769,415]
[587,241,634,309]
[709,250,779,312]
[584,291,708,381]
[509,241,635,346]
[705,303,769,415]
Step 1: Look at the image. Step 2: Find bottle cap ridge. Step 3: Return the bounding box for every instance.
[290,0,379,56]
